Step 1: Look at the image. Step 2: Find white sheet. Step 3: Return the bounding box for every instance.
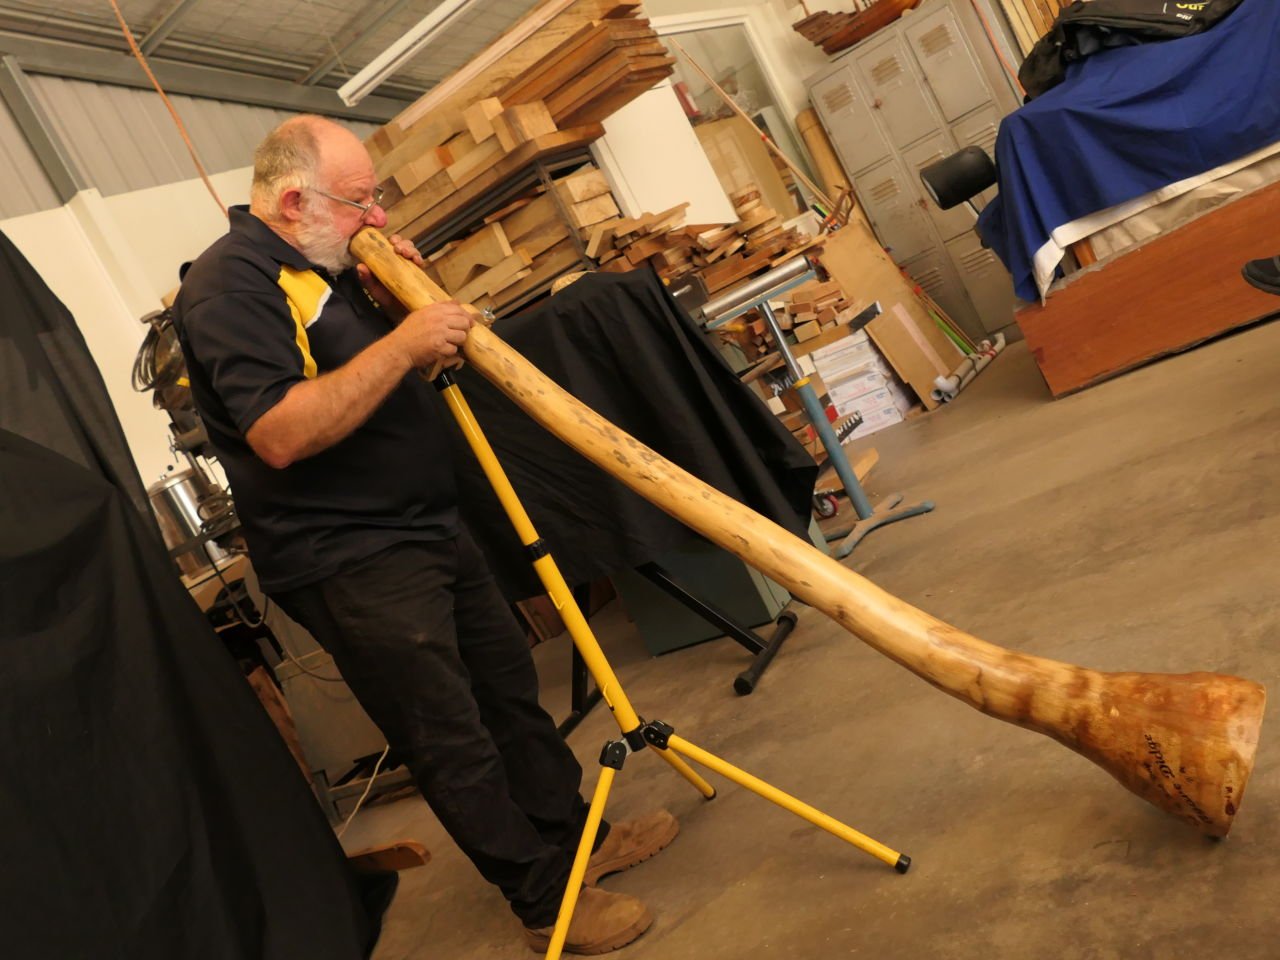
[1031,139,1280,300]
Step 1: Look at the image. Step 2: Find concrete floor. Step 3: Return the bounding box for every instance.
[349,320,1280,960]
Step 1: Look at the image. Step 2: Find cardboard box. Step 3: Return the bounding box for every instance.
[814,345,891,384]
[827,368,893,407]
[831,385,912,421]
[841,402,904,441]
[810,330,894,382]
[884,377,913,412]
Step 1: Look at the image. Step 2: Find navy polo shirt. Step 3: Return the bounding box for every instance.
[173,206,458,592]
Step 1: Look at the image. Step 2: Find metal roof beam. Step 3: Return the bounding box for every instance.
[0,54,87,202]
[140,0,203,55]
[0,32,409,123]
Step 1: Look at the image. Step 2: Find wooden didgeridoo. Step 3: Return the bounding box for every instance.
[352,228,1265,837]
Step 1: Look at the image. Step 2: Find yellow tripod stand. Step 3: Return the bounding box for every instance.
[437,371,909,960]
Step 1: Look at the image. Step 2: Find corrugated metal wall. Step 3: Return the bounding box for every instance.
[0,75,376,218]
[0,92,61,218]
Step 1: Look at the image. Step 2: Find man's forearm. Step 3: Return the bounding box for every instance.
[248,333,413,468]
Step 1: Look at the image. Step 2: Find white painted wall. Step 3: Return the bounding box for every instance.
[0,168,251,486]
[103,167,253,305]
[593,82,737,224]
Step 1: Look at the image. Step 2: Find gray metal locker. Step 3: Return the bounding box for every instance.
[904,6,991,123]
[950,104,1003,205]
[853,33,941,150]
[900,246,984,341]
[810,66,892,175]
[901,132,978,241]
[852,157,935,263]
[944,232,1016,335]
[806,0,1024,333]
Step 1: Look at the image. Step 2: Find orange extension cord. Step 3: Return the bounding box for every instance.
[971,0,1028,99]
[105,0,227,216]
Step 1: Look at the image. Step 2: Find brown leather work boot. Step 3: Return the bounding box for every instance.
[524,886,652,955]
[584,810,679,886]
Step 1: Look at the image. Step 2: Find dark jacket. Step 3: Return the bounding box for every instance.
[1019,0,1247,100]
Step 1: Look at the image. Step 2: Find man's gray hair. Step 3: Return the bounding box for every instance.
[250,116,324,218]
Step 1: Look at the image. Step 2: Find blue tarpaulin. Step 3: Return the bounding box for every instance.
[979,0,1280,302]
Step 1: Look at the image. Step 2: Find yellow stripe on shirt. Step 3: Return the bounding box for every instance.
[275,266,333,379]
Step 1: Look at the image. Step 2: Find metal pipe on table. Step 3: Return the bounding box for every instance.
[699,256,933,557]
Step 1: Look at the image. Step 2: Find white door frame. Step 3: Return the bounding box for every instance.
[649,9,809,150]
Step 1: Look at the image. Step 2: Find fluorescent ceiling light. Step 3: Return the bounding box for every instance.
[338,0,480,106]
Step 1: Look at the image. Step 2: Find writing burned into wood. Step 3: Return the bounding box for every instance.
[1143,734,1213,828]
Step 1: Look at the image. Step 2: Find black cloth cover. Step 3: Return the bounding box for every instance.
[0,232,378,959]
[1018,0,1246,100]
[450,269,817,601]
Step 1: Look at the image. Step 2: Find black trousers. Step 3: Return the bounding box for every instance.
[274,531,605,928]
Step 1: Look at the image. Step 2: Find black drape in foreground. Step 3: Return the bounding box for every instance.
[452,269,817,601]
[0,232,378,960]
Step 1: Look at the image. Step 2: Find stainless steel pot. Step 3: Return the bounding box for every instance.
[147,468,235,579]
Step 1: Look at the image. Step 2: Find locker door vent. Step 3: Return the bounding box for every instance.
[870,55,905,88]
[919,23,956,59]
[821,82,856,113]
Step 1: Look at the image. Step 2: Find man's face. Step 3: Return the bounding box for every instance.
[293,132,388,274]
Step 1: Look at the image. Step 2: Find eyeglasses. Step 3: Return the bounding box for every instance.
[310,185,385,216]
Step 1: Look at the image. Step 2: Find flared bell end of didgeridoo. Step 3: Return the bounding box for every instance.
[1065,671,1266,837]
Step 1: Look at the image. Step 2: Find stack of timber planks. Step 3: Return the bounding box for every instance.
[420,162,625,313]
[590,184,809,292]
[715,278,867,364]
[364,0,673,245]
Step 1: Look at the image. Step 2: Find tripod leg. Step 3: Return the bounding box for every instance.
[655,730,909,873]
[652,746,716,798]
[441,378,713,803]
[545,765,616,960]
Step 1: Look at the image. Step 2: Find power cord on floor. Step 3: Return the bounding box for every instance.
[336,744,391,839]
[192,494,388,832]
[199,527,347,683]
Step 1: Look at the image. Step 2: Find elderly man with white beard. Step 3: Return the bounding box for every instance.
[172,115,676,955]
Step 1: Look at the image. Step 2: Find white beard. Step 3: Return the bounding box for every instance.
[294,195,355,274]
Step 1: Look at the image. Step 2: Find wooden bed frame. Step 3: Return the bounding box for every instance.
[1015,177,1280,397]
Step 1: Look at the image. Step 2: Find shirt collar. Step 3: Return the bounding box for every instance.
[229,205,319,272]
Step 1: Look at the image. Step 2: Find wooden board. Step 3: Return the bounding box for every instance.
[585,218,619,257]
[394,0,639,130]
[434,223,513,292]
[387,124,605,239]
[453,251,534,303]
[372,114,464,182]
[623,233,671,264]
[815,447,879,492]
[499,20,661,106]
[464,98,505,142]
[501,193,559,243]
[445,137,507,189]
[1015,178,1280,397]
[556,166,610,203]
[513,216,571,259]
[566,192,620,229]
[347,841,431,875]
[547,56,674,125]
[492,239,584,307]
[811,224,961,410]
[436,131,479,167]
[494,101,558,152]
[611,203,689,240]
